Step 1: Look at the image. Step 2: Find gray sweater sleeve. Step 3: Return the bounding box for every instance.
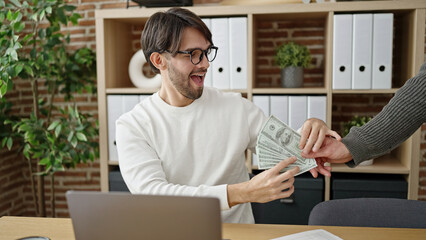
[342,62,426,167]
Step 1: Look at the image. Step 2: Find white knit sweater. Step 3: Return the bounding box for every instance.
[116,87,267,223]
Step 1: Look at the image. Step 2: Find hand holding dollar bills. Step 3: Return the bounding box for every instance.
[256,115,317,176]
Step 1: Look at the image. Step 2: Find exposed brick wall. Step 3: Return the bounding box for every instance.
[0,0,425,218]
[331,94,393,133]
[43,161,101,217]
[0,77,28,217]
[255,18,325,88]
[0,147,26,216]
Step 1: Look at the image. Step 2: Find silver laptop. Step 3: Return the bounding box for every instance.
[66,191,222,240]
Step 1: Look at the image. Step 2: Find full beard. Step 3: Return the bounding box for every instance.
[168,64,204,100]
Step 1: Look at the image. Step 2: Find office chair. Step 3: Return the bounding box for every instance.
[308,198,426,229]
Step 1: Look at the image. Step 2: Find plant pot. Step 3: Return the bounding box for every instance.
[281,66,304,88]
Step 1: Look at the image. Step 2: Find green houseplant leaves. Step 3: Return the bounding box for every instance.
[275,42,312,69]
[342,115,372,137]
[0,0,99,217]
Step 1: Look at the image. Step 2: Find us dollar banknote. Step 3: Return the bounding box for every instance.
[256,115,317,176]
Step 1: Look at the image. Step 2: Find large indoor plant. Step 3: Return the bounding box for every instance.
[275,41,312,88]
[0,0,99,217]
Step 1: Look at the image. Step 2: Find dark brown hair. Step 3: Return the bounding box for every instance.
[141,7,213,74]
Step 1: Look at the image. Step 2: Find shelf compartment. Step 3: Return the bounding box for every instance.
[331,154,410,174]
[252,12,329,89]
[103,18,150,89]
[330,9,421,90]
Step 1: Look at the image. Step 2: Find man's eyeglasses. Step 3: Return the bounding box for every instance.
[169,46,218,65]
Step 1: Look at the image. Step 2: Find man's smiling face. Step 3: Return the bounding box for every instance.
[166,27,211,100]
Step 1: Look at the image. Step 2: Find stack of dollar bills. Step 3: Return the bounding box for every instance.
[255,115,317,176]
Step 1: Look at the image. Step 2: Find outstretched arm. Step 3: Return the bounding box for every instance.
[341,67,426,165]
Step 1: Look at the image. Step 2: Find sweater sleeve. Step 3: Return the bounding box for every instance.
[116,113,230,210]
[342,62,426,166]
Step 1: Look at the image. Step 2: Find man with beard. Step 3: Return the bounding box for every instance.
[116,7,337,223]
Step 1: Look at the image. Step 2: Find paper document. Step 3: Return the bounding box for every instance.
[271,229,343,240]
[256,115,317,176]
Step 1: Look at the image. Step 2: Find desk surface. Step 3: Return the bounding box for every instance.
[1,216,426,240]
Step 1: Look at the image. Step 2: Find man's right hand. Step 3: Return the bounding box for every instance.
[227,157,299,208]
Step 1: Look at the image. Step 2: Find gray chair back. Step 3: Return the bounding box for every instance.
[308,198,426,229]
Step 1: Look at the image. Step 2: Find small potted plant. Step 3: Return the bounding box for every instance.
[342,115,374,165]
[275,42,312,88]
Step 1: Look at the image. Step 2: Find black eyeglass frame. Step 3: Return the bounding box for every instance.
[166,46,218,65]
